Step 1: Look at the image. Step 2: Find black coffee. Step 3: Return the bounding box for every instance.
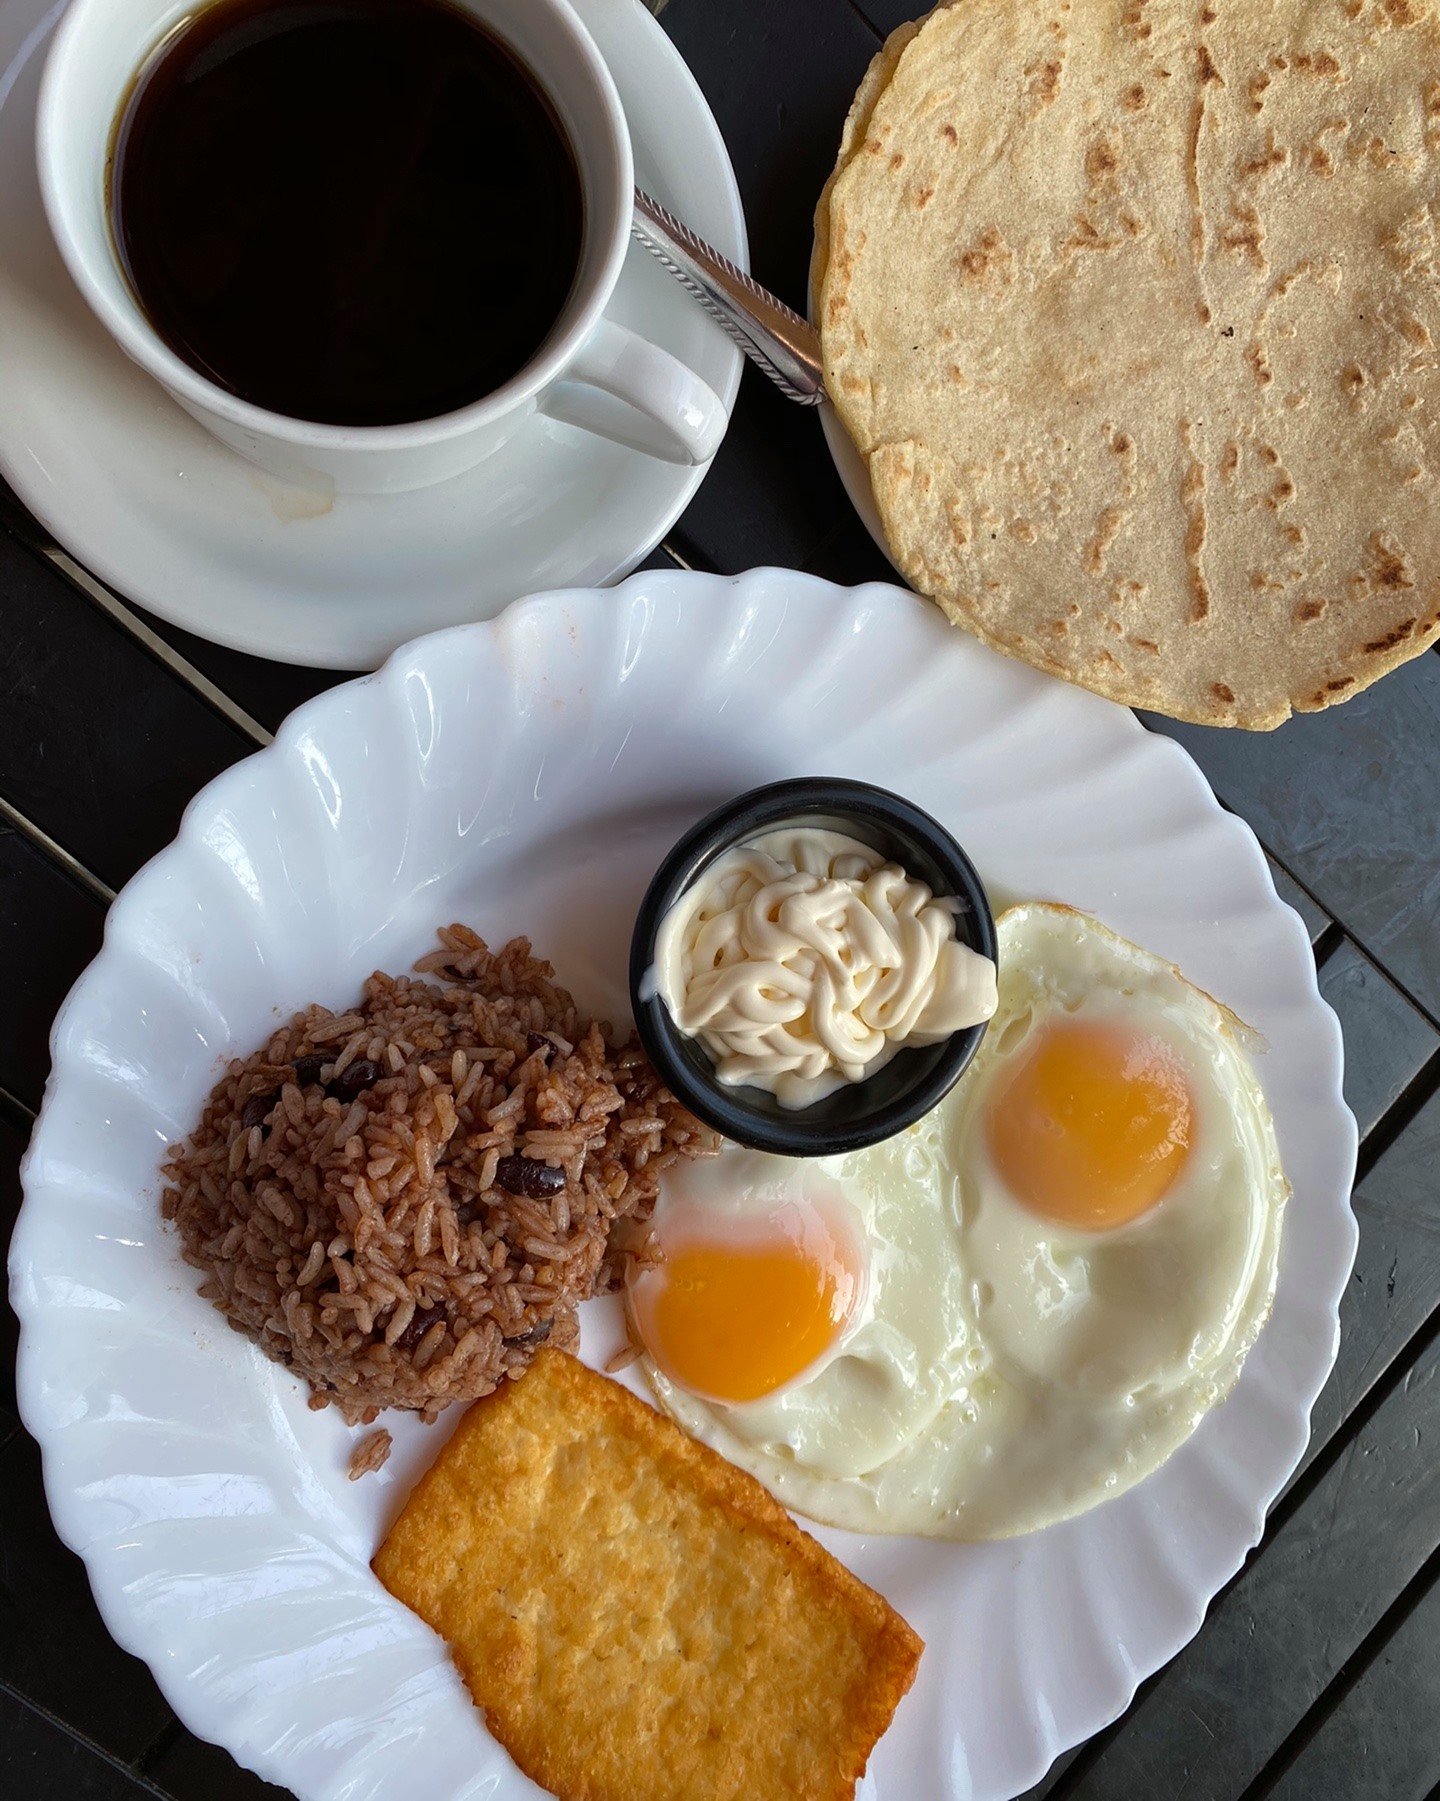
[110,0,584,426]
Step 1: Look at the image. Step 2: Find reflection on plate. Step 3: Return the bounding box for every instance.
[12,568,1356,1801]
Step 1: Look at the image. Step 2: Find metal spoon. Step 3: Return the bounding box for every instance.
[631,188,826,406]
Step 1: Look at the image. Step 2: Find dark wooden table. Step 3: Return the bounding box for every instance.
[3,1,1440,1797]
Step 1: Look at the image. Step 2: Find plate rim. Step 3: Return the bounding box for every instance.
[10,566,1359,1800]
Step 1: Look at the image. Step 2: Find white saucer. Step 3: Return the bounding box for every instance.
[0,0,745,669]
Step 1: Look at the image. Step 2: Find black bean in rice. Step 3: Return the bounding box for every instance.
[162,928,717,1426]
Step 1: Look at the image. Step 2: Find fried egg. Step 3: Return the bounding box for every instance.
[634,903,1288,1539]
[627,1156,866,1407]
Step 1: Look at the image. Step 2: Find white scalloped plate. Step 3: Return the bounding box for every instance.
[10,569,1356,1801]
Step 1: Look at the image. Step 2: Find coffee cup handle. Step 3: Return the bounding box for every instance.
[539,318,727,466]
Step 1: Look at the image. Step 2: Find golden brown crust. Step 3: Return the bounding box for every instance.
[373,1349,923,1801]
[811,12,929,305]
[820,0,1440,728]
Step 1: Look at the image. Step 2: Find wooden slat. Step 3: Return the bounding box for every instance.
[1302,1087,1440,1488]
[1148,651,1440,1025]
[0,828,105,1113]
[143,1729,289,1801]
[0,1690,161,1801]
[0,518,267,761]
[1266,1559,1440,1801]
[1319,941,1439,1140]
[3,492,693,746]
[0,531,256,891]
[0,1432,174,1765]
[850,0,918,37]
[117,601,338,742]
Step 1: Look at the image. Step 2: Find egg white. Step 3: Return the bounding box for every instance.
[644,902,1288,1540]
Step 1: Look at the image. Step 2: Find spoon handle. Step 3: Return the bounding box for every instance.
[631,189,826,406]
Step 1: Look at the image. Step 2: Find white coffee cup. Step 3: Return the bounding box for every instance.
[37,0,728,494]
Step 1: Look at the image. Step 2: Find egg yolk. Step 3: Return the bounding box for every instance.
[630,1218,858,1404]
[987,1019,1194,1230]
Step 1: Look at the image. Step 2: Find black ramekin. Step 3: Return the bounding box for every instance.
[629,776,997,1157]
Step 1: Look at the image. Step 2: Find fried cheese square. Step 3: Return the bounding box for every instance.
[372,1348,922,1800]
